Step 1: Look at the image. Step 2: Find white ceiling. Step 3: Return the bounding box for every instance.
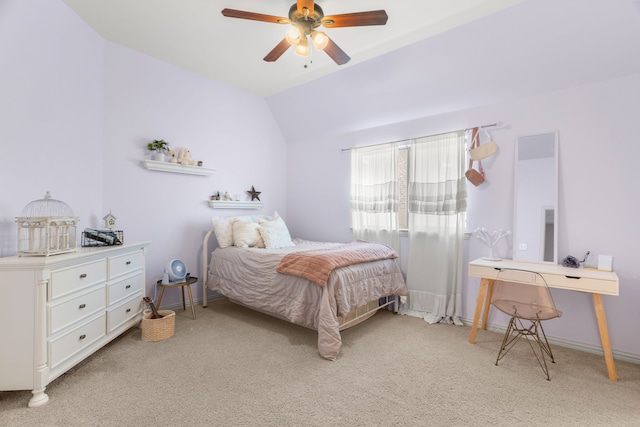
[62,0,524,97]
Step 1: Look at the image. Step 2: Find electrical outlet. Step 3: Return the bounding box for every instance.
[518,243,527,250]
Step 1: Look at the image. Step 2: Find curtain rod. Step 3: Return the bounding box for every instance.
[340,122,503,152]
[464,121,503,131]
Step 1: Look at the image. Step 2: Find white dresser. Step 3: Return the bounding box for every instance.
[0,241,150,407]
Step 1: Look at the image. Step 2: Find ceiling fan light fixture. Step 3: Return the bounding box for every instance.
[294,36,310,57]
[221,3,387,65]
[310,30,329,50]
[285,27,302,45]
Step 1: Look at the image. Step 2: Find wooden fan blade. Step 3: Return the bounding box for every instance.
[221,8,289,24]
[297,0,315,15]
[322,10,388,28]
[264,38,292,62]
[323,37,350,65]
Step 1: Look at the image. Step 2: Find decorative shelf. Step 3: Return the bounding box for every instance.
[141,160,215,176]
[208,200,264,210]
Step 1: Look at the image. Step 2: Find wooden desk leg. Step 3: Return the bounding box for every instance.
[470,278,490,344]
[592,293,617,382]
[481,280,494,331]
[186,283,196,319]
[156,287,165,309]
[181,286,186,311]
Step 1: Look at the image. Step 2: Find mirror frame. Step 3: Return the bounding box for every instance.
[513,131,559,264]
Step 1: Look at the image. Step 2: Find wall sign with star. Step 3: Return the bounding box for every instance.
[247,186,261,201]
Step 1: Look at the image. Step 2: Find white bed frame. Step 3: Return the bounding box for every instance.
[202,228,216,308]
[200,228,400,329]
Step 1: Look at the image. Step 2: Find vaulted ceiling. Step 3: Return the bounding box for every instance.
[62,0,525,97]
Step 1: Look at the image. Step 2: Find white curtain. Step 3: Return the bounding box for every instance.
[402,130,467,325]
[350,143,400,254]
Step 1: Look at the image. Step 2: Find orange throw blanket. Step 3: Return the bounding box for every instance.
[276,241,398,287]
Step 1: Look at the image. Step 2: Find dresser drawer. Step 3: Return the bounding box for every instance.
[49,286,106,335]
[108,273,143,305]
[541,273,619,295]
[496,269,537,283]
[49,314,106,370]
[108,251,143,280]
[50,260,107,300]
[107,292,142,333]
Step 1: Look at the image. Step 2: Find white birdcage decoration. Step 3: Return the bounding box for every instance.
[16,191,79,256]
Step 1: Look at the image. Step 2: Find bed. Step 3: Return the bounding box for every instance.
[201,213,407,360]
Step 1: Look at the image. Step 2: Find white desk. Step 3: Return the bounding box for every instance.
[468,258,619,381]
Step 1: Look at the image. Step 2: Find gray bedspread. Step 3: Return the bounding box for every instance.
[207,239,407,360]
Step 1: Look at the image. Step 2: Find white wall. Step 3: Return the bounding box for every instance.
[285,73,640,361]
[0,0,289,309]
[102,42,288,305]
[275,0,640,363]
[0,0,104,255]
[2,0,639,363]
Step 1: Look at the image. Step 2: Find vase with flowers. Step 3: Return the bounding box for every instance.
[147,139,171,162]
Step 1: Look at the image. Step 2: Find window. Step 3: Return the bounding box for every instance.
[351,131,468,235]
[351,130,470,324]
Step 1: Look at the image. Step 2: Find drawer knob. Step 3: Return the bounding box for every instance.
[126,308,131,313]
[126,261,131,265]
[79,334,86,340]
[79,303,86,309]
[79,273,87,279]
[125,285,131,289]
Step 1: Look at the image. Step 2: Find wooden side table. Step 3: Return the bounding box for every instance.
[156,276,198,319]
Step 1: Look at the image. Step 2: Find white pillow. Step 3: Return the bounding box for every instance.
[252,213,273,222]
[258,214,294,249]
[211,215,253,248]
[232,220,265,248]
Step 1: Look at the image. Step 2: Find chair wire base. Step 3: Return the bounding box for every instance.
[495,316,556,380]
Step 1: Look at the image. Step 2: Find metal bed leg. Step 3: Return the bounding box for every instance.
[202,229,215,308]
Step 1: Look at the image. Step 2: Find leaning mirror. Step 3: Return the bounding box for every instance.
[513,132,558,263]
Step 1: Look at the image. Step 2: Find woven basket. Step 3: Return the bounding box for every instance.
[141,309,175,342]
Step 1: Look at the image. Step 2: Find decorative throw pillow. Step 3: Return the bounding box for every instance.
[232,220,265,248]
[211,215,253,248]
[258,214,295,249]
[252,213,273,222]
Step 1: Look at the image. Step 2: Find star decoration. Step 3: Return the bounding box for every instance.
[247,186,261,201]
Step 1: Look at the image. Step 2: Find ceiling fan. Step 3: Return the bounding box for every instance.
[221,0,388,65]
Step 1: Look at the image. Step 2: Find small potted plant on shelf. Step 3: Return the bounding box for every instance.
[147,139,171,162]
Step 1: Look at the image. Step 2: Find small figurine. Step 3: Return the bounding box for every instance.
[224,192,232,201]
[177,148,196,166]
[167,150,178,164]
[103,211,117,230]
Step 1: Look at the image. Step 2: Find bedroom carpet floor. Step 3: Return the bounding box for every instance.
[2,297,640,426]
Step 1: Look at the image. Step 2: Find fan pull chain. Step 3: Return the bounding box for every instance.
[304,43,314,69]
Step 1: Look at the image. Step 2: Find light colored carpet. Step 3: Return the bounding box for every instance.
[2,298,639,427]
